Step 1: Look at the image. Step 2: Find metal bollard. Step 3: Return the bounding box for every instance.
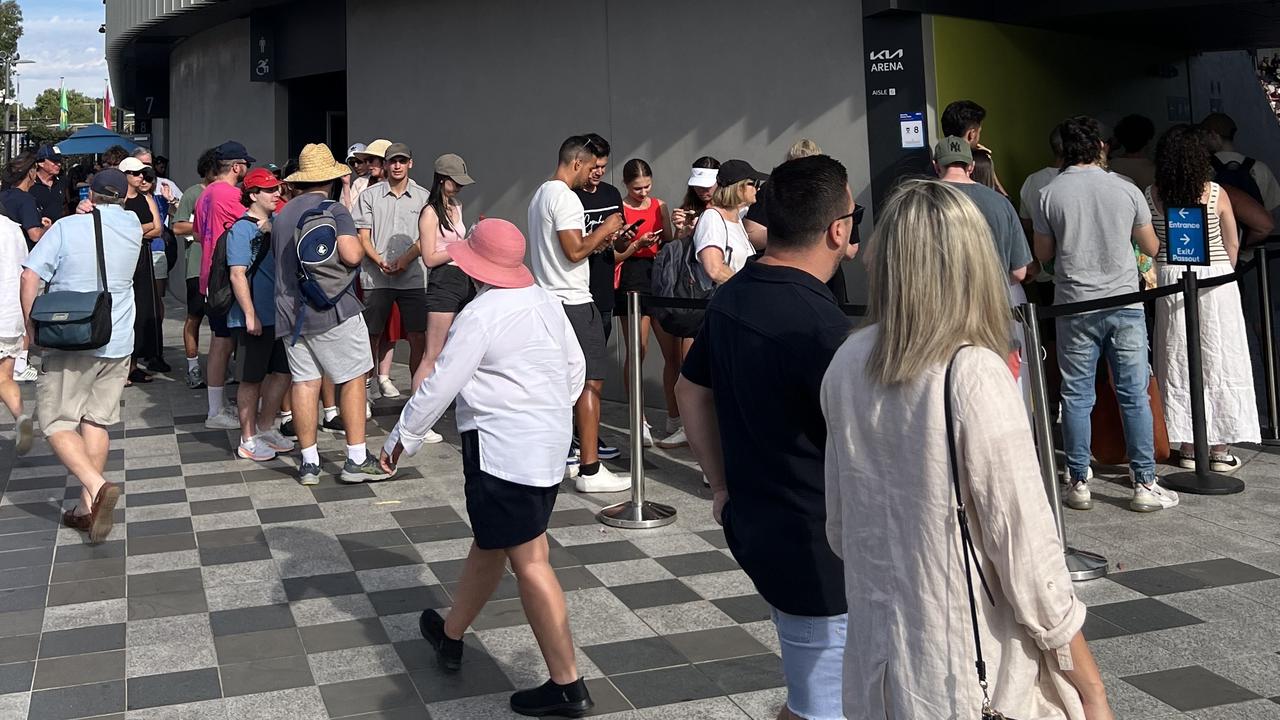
[1163,270,1246,494]
[1019,303,1108,582]
[598,292,678,529]
[1257,246,1280,446]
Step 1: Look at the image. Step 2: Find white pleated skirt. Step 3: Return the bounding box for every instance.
[1154,262,1261,446]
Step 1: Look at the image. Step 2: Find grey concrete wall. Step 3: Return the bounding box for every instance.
[1190,50,1280,203]
[346,0,871,408]
[168,19,286,189]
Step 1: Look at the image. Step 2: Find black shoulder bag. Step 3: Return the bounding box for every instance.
[30,209,113,351]
[944,347,1016,720]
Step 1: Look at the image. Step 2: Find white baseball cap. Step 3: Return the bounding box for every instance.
[687,167,718,188]
[118,157,148,172]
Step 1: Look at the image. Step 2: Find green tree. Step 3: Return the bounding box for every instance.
[0,1,21,87]
[22,88,97,127]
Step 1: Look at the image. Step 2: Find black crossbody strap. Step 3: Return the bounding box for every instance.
[943,346,998,696]
[92,208,106,293]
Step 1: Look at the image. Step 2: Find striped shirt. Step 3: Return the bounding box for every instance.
[1149,182,1230,266]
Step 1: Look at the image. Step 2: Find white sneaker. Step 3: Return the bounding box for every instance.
[205,406,240,430]
[237,436,277,462]
[1179,451,1242,473]
[365,400,372,420]
[257,428,295,453]
[642,422,654,448]
[565,448,580,480]
[378,376,401,399]
[656,426,687,449]
[665,417,683,434]
[1060,467,1094,510]
[574,464,630,493]
[14,365,36,383]
[423,430,443,444]
[1130,473,1179,512]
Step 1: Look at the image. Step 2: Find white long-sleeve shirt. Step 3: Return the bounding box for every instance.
[0,215,27,338]
[386,283,586,487]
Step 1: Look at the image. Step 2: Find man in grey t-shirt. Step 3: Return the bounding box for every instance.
[275,143,387,487]
[933,136,1031,283]
[1031,116,1175,515]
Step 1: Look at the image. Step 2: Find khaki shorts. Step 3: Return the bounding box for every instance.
[285,314,374,385]
[0,335,22,360]
[37,353,129,436]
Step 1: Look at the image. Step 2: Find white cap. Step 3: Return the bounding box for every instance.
[687,167,718,188]
[118,157,147,172]
[346,142,367,160]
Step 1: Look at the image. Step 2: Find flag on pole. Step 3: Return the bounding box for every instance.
[58,79,67,129]
[103,82,112,130]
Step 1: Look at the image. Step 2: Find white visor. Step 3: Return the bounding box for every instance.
[687,167,718,188]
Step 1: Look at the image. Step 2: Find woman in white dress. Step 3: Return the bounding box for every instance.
[1147,124,1260,471]
[822,179,1112,719]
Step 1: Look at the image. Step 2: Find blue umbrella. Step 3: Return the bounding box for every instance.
[54,124,139,155]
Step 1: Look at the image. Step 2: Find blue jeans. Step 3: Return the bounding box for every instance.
[770,607,847,720]
[1056,307,1155,485]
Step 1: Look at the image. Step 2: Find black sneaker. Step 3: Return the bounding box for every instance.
[420,609,463,672]
[322,415,346,436]
[571,434,620,461]
[510,678,593,718]
[340,456,392,484]
[280,419,297,440]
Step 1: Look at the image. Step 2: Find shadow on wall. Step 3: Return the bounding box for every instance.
[343,0,873,263]
[1189,50,1280,183]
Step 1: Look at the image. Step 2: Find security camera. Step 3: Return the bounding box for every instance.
[98,24,106,34]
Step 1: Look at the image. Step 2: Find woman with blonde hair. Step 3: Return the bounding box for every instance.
[693,159,767,287]
[822,179,1112,719]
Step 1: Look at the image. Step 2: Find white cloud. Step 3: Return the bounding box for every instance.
[14,0,107,104]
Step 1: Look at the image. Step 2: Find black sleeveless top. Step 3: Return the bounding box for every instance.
[125,193,153,227]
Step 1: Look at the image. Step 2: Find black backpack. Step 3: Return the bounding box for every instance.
[1210,156,1264,207]
[206,216,267,317]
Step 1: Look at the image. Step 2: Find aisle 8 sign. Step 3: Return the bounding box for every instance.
[1165,205,1208,266]
[899,112,924,149]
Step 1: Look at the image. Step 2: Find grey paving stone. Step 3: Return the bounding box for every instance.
[46,576,126,608]
[213,627,305,665]
[39,624,126,658]
[298,618,392,654]
[1123,665,1261,711]
[209,603,295,637]
[27,679,124,720]
[318,673,421,718]
[32,649,125,691]
[219,654,314,697]
[222,686,328,720]
[126,667,222,710]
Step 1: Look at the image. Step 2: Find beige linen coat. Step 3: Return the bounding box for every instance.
[822,329,1087,720]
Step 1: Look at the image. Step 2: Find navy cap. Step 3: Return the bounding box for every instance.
[91,169,128,199]
[213,140,255,163]
[36,144,62,162]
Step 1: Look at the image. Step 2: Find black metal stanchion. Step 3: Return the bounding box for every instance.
[1019,304,1108,582]
[1161,270,1246,494]
[598,292,677,529]
[1256,246,1280,447]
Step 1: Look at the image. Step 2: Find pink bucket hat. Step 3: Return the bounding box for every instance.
[448,218,534,289]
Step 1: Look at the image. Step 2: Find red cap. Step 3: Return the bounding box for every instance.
[242,168,281,191]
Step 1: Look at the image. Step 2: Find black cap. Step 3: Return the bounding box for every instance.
[36,144,62,162]
[91,169,128,199]
[214,140,255,163]
[716,159,768,186]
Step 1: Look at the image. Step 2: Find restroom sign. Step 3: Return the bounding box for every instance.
[1165,205,1208,266]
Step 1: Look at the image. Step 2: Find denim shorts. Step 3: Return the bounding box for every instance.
[770,607,848,720]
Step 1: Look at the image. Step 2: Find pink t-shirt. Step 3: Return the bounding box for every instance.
[193,180,247,295]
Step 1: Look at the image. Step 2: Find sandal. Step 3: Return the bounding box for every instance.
[127,369,153,384]
[88,482,121,544]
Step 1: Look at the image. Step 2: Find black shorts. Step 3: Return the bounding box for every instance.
[426,264,477,314]
[563,302,607,381]
[208,310,232,339]
[461,430,559,550]
[186,277,206,318]
[614,258,655,316]
[364,288,428,333]
[234,328,290,384]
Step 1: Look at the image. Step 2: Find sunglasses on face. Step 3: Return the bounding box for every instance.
[124,170,143,177]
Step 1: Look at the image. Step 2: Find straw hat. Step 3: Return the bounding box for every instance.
[285,144,351,184]
[355,139,392,160]
[447,218,533,289]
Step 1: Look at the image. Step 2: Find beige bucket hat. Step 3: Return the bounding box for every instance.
[285,143,352,183]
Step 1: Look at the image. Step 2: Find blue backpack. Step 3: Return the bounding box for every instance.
[291,200,355,343]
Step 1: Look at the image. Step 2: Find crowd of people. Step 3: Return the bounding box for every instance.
[0,95,1276,717]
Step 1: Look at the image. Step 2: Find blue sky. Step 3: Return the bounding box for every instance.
[14,0,107,104]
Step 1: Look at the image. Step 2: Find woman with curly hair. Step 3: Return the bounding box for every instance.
[1148,124,1260,471]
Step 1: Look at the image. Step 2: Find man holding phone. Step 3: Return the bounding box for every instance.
[529,135,630,494]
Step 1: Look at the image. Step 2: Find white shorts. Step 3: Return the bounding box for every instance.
[0,335,22,360]
[284,314,374,385]
[151,251,169,280]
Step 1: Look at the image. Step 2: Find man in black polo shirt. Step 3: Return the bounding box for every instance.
[678,155,856,720]
[29,145,69,223]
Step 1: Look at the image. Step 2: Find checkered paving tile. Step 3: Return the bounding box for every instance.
[2,306,1280,718]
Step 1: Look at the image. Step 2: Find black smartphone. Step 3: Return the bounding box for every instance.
[623,219,644,237]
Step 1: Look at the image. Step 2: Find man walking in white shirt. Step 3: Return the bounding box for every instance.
[527,135,628,493]
[381,218,593,718]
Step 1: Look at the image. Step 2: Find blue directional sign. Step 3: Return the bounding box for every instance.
[1165,204,1209,266]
